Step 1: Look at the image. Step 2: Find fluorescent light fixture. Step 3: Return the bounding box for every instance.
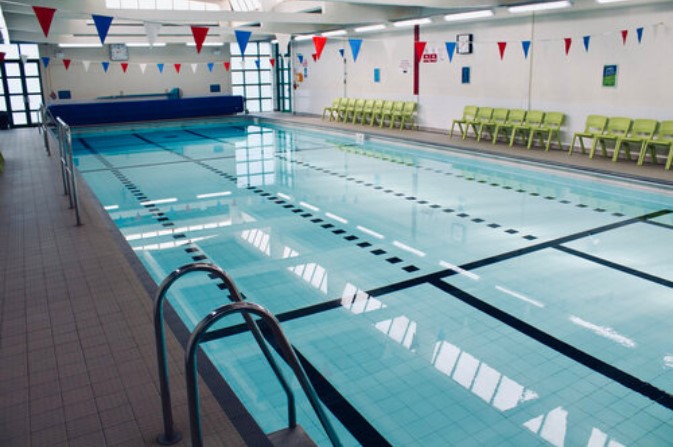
[186,42,224,47]
[322,29,347,37]
[444,9,494,22]
[294,34,315,41]
[393,18,432,28]
[354,24,386,33]
[595,0,629,3]
[508,1,572,13]
[126,42,167,47]
[58,43,103,48]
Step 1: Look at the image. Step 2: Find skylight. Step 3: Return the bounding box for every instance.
[229,0,261,11]
[105,0,220,11]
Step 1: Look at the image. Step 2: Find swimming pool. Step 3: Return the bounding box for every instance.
[72,119,673,446]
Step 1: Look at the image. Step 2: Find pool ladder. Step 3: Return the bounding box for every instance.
[153,262,341,446]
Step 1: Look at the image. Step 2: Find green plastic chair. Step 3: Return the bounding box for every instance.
[465,107,493,140]
[380,101,403,128]
[322,98,342,121]
[527,112,565,151]
[638,120,673,168]
[509,110,544,147]
[612,119,658,162]
[492,109,526,144]
[569,115,608,155]
[346,98,364,123]
[391,101,417,130]
[372,100,393,127]
[449,105,478,139]
[477,108,509,142]
[336,98,353,122]
[352,99,371,124]
[590,117,632,159]
[365,99,384,126]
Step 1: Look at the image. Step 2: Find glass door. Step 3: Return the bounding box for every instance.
[0,43,43,127]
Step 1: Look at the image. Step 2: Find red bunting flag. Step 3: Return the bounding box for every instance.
[174,63,181,73]
[223,61,231,71]
[32,6,56,38]
[63,59,71,70]
[311,53,317,62]
[121,62,129,73]
[621,29,628,45]
[0,52,5,62]
[270,58,275,68]
[190,26,209,53]
[313,36,327,60]
[497,41,507,60]
[414,41,427,63]
[564,37,572,55]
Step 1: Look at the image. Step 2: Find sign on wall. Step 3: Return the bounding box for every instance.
[603,64,618,87]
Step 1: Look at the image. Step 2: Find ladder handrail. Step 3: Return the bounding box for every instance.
[153,262,297,445]
[185,301,342,447]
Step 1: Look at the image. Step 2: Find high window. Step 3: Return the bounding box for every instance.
[0,43,43,127]
[230,42,272,113]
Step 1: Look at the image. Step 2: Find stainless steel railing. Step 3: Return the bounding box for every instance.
[55,117,81,225]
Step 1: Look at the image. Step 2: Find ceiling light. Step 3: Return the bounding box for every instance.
[126,42,167,47]
[322,29,347,37]
[595,0,630,3]
[58,43,103,48]
[444,10,494,22]
[294,34,315,41]
[354,24,386,33]
[393,18,432,28]
[508,1,572,13]
[186,42,224,47]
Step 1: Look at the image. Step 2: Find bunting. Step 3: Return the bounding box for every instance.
[254,59,260,68]
[82,60,90,72]
[32,6,56,38]
[270,58,275,68]
[121,62,129,73]
[224,61,230,71]
[637,27,644,43]
[297,53,304,64]
[92,15,113,44]
[0,52,5,62]
[583,35,591,52]
[521,41,531,59]
[313,36,327,60]
[139,63,147,74]
[207,62,214,72]
[157,63,164,73]
[564,37,572,55]
[275,34,291,56]
[191,26,209,53]
[101,61,109,72]
[63,59,71,70]
[339,48,345,58]
[190,63,198,73]
[235,30,252,56]
[445,42,456,62]
[349,38,363,62]
[497,41,507,60]
[414,41,427,63]
[145,22,161,47]
[311,53,317,62]
[174,63,181,73]
[621,29,628,45]
[41,56,50,68]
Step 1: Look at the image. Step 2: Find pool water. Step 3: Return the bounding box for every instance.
[73,120,673,446]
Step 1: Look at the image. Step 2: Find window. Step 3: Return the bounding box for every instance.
[273,43,292,112]
[0,43,43,127]
[105,0,220,10]
[230,42,273,113]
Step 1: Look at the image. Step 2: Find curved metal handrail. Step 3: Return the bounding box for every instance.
[153,262,296,445]
[185,301,341,447]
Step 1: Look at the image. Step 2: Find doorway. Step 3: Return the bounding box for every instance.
[0,43,43,128]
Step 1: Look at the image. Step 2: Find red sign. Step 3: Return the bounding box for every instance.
[422,53,438,63]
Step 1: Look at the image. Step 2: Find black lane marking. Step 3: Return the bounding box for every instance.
[430,279,673,411]
[555,245,673,289]
[645,219,673,230]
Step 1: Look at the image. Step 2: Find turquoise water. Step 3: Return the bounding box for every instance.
[74,120,673,446]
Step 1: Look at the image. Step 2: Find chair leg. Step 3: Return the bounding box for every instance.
[612,141,623,162]
[589,139,599,159]
[666,146,673,170]
[526,131,535,149]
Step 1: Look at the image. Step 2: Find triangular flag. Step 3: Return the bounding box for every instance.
[20,54,28,64]
[145,22,161,47]
[157,63,164,73]
[583,35,591,52]
[621,29,628,45]
[41,56,50,68]
[101,61,109,72]
[497,41,507,60]
[207,62,214,72]
[82,60,90,72]
[235,30,252,56]
[445,41,456,62]
[223,61,230,71]
[190,63,198,73]
[254,59,260,68]
[174,63,181,73]
[311,53,317,62]
[636,27,644,43]
[338,48,345,58]
[191,26,209,53]
[121,62,128,73]
[0,52,5,62]
[275,33,291,56]
[139,63,147,74]
[63,59,71,70]
[349,38,363,62]
[297,53,304,64]
[564,37,572,55]
[521,40,531,59]
[269,58,275,68]
[32,6,56,38]
[313,36,327,60]
[92,15,113,44]
[414,41,427,63]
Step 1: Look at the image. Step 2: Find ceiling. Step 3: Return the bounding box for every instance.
[0,0,667,47]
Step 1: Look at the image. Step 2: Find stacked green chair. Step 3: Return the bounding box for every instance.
[351,98,370,124]
[477,108,508,142]
[638,120,673,168]
[345,98,364,123]
[372,100,393,127]
[365,99,384,126]
[509,110,544,147]
[568,115,608,155]
[465,107,493,140]
[492,109,526,144]
[612,119,658,162]
[391,101,417,130]
[449,105,478,139]
[589,117,632,159]
[527,112,565,151]
[379,101,403,128]
[336,98,353,122]
[322,98,342,121]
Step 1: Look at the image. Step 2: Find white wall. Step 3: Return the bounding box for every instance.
[39,44,232,101]
[292,2,673,140]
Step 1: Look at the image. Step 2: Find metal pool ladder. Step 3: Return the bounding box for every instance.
[153,262,341,447]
